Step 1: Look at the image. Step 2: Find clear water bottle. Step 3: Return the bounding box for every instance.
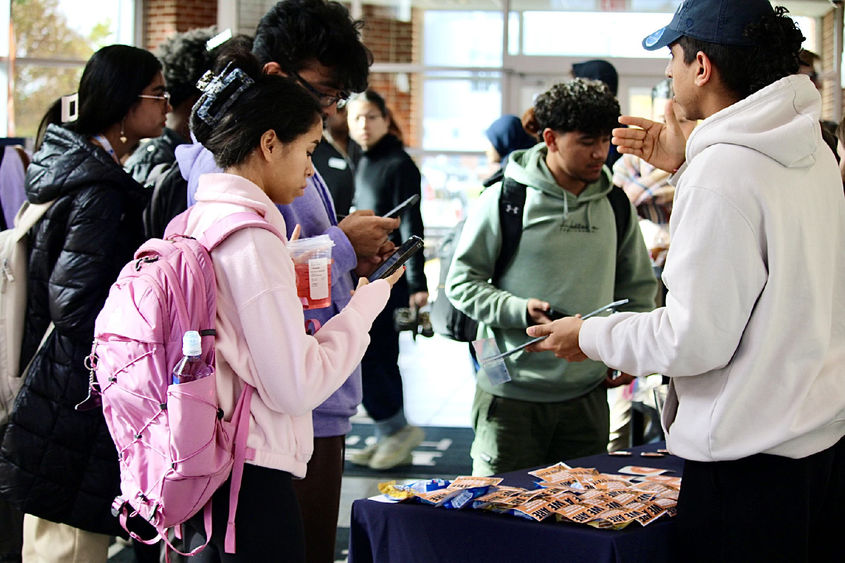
[171,331,213,384]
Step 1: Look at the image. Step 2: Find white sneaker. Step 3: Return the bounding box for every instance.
[348,443,378,466]
[369,425,424,470]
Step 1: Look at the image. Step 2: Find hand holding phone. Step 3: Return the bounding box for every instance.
[545,307,569,321]
[383,194,420,219]
[367,235,424,282]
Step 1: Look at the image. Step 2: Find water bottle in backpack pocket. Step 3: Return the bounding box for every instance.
[172,331,213,384]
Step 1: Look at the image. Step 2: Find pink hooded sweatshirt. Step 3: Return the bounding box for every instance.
[182,173,390,478]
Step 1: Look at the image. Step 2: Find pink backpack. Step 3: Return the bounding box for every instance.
[87,210,281,556]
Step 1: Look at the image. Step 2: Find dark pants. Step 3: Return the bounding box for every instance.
[676,435,845,563]
[0,497,22,563]
[360,278,409,422]
[292,436,345,563]
[470,384,610,476]
[186,464,305,562]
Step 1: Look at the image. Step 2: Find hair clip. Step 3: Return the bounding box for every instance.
[194,63,255,126]
[61,92,79,123]
[195,69,216,92]
[206,28,232,52]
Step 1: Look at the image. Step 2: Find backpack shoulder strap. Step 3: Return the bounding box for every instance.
[493,176,527,282]
[12,200,53,241]
[198,212,284,251]
[482,167,505,188]
[606,185,632,249]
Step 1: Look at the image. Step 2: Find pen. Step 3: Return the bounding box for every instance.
[485,298,631,362]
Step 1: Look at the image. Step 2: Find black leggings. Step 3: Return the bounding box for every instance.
[185,464,305,562]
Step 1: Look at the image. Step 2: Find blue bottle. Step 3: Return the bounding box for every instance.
[171,330,213,384]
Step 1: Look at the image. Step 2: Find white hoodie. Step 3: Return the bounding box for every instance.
[579,74,845,462]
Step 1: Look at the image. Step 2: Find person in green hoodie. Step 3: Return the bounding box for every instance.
[445,78,656,476]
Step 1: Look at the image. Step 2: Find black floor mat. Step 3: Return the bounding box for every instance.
[343,423,474,479]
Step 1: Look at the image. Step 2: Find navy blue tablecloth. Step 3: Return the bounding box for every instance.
[349,442,683,563]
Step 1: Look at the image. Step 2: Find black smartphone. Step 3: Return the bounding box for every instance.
[545,307,569,320]
[383,194,420,219]
[368,235,424,282]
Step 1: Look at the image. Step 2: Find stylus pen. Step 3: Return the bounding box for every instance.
[483,298,630,362]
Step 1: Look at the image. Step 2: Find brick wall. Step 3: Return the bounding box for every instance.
[360,5,419,147]
[144,0,218,52]
[141,0,424,145]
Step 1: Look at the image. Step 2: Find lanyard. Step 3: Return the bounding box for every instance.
[92,134,118,163]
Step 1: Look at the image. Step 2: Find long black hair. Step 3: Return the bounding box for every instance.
[64,45,162,136]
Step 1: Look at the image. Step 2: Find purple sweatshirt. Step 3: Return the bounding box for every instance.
[177,141,361,438]
[1,146,27,227]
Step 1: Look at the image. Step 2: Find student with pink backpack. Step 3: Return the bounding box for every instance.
[166,60,400,560]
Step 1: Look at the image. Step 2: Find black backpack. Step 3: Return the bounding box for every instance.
[430,173,631,342]
[142,161,189,239]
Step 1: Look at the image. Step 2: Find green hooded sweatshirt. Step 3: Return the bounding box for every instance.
[445,143,656,402]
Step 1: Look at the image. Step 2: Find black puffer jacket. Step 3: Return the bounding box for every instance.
[124,127,189,239]
[352,134,427,294]
[0,124,148,535]
[124,126,185,187]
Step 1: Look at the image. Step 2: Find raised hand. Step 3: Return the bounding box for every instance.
[613,99,687,173]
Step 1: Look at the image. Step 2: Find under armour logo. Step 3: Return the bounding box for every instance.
[504,204,521,215]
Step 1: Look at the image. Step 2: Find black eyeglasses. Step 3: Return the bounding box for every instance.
[290,71,349,109]
[138,92,171,105]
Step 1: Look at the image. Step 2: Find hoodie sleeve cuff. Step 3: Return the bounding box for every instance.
[578,317,604,361]
[669,161,688,186]
[502,296,531,327]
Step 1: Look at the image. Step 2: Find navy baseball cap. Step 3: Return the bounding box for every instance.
[642,0,775,51]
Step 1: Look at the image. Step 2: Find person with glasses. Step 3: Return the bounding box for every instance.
[125,27,225,238]
[0,45,165,563]
[289,69,351,109]
[176,2,398,561]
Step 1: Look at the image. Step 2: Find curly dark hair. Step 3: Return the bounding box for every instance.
[156,27,220,108]
[529,78,620,137]
[252,0,373,94]
[677,7,804,99]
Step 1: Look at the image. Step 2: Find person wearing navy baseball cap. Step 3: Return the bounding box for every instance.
[641,0,775,51]
[527,2,845,561]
